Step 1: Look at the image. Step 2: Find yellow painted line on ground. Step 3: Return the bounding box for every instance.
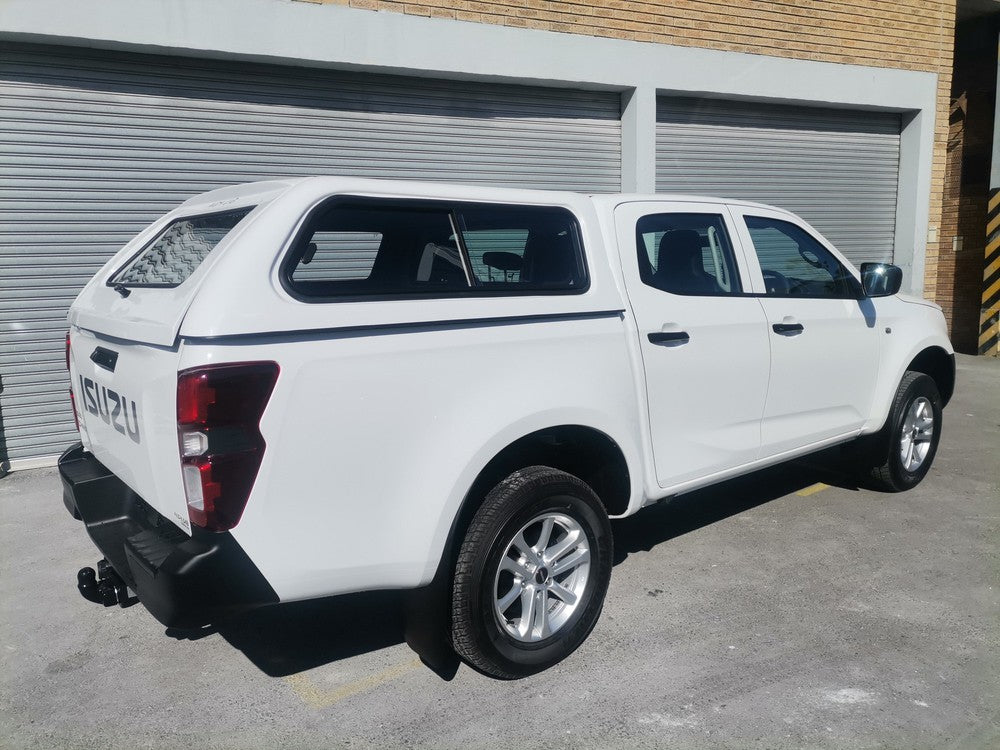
[284,657,422,709]
[796,482,830,497]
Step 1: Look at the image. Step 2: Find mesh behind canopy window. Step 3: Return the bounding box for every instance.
[110,207,254,287]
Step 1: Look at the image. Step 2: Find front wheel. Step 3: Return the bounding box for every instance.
[451,466,613,678]
[858,371,943,492]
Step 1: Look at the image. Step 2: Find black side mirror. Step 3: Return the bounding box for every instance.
[860,262,902,297]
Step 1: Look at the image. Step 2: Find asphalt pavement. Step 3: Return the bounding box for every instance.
[1,354,997,749]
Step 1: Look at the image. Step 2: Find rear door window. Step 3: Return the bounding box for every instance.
[109,207,254,288]
[635,212,742,296]
[283,198,586,299]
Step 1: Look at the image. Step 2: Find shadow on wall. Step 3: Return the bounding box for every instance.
[9,41,619,125]
[168,448,862,680]
[0,384,9,477]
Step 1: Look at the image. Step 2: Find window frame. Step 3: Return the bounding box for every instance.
[634,211,746,298]
[107,206,257,290]
[278,195,590,303]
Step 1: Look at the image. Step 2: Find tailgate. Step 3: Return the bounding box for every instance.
[70,326,192,534]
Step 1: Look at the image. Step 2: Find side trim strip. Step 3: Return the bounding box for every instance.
[180,309,626,343]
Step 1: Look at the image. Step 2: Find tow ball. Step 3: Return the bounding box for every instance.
[77,559,129,607]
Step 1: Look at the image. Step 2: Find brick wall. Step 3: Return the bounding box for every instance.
[304,0,957,309]
[940,17,998,354]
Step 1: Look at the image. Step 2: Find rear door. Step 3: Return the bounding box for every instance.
[615,201,770,488]
[729,205,879,455]
[68,204,259,533]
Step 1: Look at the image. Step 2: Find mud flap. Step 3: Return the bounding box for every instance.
[403,558,460,680]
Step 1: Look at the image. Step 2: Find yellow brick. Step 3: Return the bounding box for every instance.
[524,18,552,30]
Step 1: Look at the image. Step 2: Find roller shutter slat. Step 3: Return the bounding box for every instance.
[0,42,622,462]
[656,96,900,267]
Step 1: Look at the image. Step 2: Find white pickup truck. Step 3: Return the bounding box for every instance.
[61,177,954,678]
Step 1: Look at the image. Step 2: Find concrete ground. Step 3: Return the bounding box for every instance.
[1,354,997,750]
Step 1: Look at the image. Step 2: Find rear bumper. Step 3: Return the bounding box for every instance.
[59,443,278,628]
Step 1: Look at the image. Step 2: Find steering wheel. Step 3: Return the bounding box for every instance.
[797,245,825,269]
[762,270,789,295]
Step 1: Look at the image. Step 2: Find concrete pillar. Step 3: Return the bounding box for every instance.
[620,86,657,194]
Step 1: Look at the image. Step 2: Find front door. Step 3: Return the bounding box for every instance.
[729,206,880,456]
[615,201,771,489]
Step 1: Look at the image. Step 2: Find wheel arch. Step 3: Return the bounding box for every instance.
[462,424,631,518]
[865,337,956,436]
[906,346,955,407]
[433,424,632,582]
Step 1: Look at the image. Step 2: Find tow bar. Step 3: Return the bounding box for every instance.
[77,559,130,607]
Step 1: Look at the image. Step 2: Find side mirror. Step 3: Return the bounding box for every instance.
[860,262,902,297]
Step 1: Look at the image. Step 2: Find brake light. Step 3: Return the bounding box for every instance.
[66,331,79,431]
[69,388,80,432]
[176,362,279,532]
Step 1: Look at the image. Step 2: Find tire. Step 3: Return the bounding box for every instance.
[451,466,613,679]
[859,371,943,492]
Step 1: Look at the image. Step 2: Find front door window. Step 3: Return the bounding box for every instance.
[744,215,860,298]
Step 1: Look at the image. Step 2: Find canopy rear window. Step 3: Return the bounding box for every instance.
[109,207,254,288]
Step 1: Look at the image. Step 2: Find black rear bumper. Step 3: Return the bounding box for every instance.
[59,443,278,628]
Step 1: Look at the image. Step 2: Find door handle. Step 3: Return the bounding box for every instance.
[90,346,119,372]
[772,322,804,335]
[648,331,690,345]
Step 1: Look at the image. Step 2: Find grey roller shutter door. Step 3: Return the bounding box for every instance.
[656,97,900,266]
[0,43,621,465]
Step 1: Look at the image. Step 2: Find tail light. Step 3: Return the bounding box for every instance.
[176,362,279,532]
[66,331,79,432]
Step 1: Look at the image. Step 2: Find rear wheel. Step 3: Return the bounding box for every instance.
[451,466,612,678]
[859,371,943,491]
